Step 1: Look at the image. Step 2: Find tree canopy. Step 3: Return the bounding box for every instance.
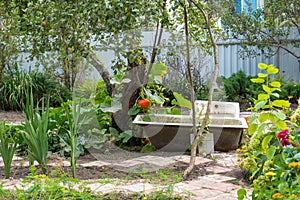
[221,0,300,68]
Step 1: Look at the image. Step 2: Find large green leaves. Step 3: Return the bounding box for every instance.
[173,92,192,109]
[149,62,167,84]
[272,100,290,108]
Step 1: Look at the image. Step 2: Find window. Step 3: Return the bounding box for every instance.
[237,0,264,13]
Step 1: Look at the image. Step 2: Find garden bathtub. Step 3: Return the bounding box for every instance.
[133,114,248,152]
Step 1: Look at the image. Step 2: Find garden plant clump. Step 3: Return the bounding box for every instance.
[237,63,300,199]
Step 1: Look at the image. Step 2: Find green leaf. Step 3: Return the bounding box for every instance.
[142,116,152,122]
[173,92,192,109]
[257,73,268,78]
[144,88,163,104]
[120,130,132,143]
[128,106,140,116]
[149,62,167,83]
[171,108,181,115]
[262,85,271,93]
[274,120,287,130]
[273,111,286,120]
[272,100,290,108]
[294,153,300,161]
[259,113,270,123]
[268,113,277,124]
[266,146,276,160]
[248,124,258,135]
[101,101,122,113]
[258,63,268,70]
[267,66,279,74]
[270,81,281,88]
[237,188,247,200]
[257,123,268,134]
[258,94,269,101]
[254,101,266,110]
[262,135,274,150]
[251,78,265,83]
[271,93,280,98]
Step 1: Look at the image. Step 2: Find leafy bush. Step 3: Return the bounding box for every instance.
[280,83,300,104]
[219,70,263,110]
[0,66,70,111]
[237,63,300,199]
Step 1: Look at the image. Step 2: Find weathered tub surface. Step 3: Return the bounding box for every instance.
[133,114,248,152]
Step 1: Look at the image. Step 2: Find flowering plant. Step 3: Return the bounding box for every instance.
[237,64,300,199]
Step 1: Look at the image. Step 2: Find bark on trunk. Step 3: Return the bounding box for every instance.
[183,0,219,179]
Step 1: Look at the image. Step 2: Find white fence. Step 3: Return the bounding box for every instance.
[17,30,300,82]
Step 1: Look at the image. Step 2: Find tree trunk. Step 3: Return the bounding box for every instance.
[183,0,219,179]
[88,52,114,97]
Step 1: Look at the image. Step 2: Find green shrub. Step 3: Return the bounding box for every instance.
[280,83,300,103]
[0,66,70,111]
[219,70,262,110]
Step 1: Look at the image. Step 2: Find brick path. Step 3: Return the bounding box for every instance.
[0,152,252,199]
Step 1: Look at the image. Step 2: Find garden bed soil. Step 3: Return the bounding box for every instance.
[0,111,24,123]
[0,153,244,182]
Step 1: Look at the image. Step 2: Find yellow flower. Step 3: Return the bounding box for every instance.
[265,171,276,176]
[272,193,281,199]
[142,196,147,200]
[242,145,247,149]
[253,179,258,184]
[249,176,253,180]
[288,162,299,168]
[39,174,48,178]
[258,164,262,168]
[291,194,298,198]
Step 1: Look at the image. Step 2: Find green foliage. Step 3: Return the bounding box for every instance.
[219,70,262,109]
[1,0,165,89]
[280,83,300,104]
[250,63,290,110]
[22,90,50,174]
[15,170,95,200]
[221,0,300,63]
[60,99,82,179]
[237,63,300,199]
[0,184,11,199]
[141,142,156,153]
[291,98,300,127]
[0,67,70,111]
[48,100,106,157]
[0,121,17,179]
[173,92,192,109]
[193,71,209,100]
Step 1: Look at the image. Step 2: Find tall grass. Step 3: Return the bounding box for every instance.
[22,90,50,174]
[0,66,70,111]
[0,121,18,178]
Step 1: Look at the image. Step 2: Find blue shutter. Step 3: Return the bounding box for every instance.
[236,0,242,14]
